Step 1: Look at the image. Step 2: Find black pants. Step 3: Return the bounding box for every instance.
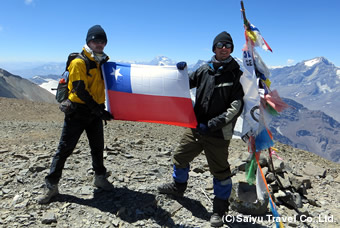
[45,113,106,188]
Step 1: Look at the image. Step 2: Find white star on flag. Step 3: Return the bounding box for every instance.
[110,67,123,81]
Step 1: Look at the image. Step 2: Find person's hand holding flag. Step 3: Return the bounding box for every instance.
[176,62,187,70]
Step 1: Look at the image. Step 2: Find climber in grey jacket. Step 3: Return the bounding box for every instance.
[158,31,244,227]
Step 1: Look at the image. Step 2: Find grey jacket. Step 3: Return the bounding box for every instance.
[189,57,244,140]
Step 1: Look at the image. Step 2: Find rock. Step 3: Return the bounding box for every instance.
[258,154,268,167]
[170,201,183,216]
[80,186,93,195]
[121,153,134,159]
[12,194,24,206]
[229,182,269,215]
[261,167,268,176]
[270,159,285,173]
[111,218,120,227]
[192,167,205,173]
[134,139,144,145]
[156,151,171,157]
[41,212,57,224]
[274,190,286,198]
[288,173,311,194]
[266,172,276,183]
[334,175,340,183]
[28,164,46,173]
[276,190,303,209]
[277,174,291,189]
[303,162,327,177]
[0,149,10,154]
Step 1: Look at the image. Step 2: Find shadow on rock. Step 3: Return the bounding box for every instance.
[174,196,210,222]
[51,187,189,227]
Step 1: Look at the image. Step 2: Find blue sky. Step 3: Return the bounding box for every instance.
[0,0,339,69]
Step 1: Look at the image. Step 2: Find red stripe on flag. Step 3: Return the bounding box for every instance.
[107,90,197,128]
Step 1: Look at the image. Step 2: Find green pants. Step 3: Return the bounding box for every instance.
[172,128,231,180]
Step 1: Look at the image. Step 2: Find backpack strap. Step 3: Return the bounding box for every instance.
[66,51,97,77]
[78,51,93,77]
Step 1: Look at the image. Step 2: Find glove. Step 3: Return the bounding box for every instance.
[92,105,114,121]
[92,105,104,117]
[176,61,187,70]
[101,110,114,121]
[196,123,209,135]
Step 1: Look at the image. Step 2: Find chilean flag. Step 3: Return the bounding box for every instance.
[102,62,197,128]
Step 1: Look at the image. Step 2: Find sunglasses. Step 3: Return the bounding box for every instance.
[92,39,106,44]
[216,42,232,49]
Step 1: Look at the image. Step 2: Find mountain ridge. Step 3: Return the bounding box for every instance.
[269,57,340,122]
[0,68,56,103]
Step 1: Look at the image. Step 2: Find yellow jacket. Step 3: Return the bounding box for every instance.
[67,47,109,106]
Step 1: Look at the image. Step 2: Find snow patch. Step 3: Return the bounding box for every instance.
[316,81,333,93]
[39,79,59,95]
[269,65,285,69]
[304,58,320,67]
[276,127,283,136]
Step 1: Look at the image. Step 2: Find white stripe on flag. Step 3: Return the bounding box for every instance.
[130,64,190,98]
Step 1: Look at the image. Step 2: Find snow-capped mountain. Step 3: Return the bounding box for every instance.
[269,57,340,122]
[189,60,208,72]
[148,56,177,66]
[188,57,243,72]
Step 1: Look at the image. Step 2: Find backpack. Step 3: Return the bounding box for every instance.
[54,52,96,114]
[54,51,93,103]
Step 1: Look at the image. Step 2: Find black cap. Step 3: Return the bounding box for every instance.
[212,31,234,53]
[86,25,107,44]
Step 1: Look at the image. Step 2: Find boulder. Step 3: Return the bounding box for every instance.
[229,182,269,215]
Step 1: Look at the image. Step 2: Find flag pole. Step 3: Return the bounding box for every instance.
[240,1,250,31]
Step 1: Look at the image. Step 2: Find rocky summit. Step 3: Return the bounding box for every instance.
[0,97,339,228]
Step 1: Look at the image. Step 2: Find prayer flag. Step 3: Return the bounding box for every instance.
[239,50,261,140]
[246,23,272,52]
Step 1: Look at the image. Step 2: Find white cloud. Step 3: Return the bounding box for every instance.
[24,0,33,5]
[0,26,3,32]
[287,59,295,65]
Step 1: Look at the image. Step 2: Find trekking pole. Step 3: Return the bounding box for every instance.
[200,186,213,205]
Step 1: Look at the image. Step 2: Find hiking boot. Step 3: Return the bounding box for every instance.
[37,184,59,204]
[158,181,187,197]
[210,213,224,227]
[210,197,229,227]
[94,175,114,191]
